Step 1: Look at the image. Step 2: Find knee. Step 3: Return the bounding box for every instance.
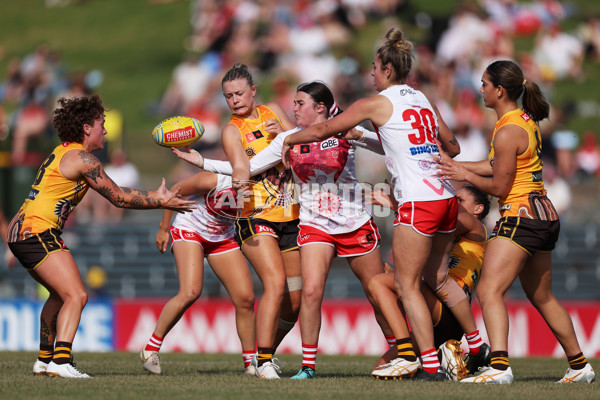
[234,292,255,312]
[177,288,202,306]
[301,283,324,305]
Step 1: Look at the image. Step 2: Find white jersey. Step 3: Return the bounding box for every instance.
[376,85,455,204]
[171,174,235,242]
[204,127,383,234]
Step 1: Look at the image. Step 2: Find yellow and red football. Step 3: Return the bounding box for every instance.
[152,116,204,148]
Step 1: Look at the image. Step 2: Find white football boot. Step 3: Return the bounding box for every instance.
[557,363,595,383]
[371,357,420,380]
[33,359,49,376]
[460,366,513,384]
[244,364,257,375]
[255,358,283,379]
[46,360,91,378]
[140,349,161,374]
[439,339,469,381]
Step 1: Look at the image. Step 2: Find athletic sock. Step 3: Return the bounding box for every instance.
[52,341,72,365]
[385,335,396,348]
[396,337,417,362]
[301,343,317,370]
[567,352,587,370]
[242,350,255,368]
[465,330,483,355]
[421,348,441,374]
[144,333,163,352]
[38,343,54,364]
[256,347,274,368]
[490,351,509,371]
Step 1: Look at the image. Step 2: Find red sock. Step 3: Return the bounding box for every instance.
[465,330,483,355]
[301,343,318,370]
[421,348,440,374]
[385,335,396,348]
[144,333,163,352]
[242,350,254,368]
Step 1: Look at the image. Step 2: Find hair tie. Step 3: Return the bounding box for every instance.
[522,79,527,86]
[329,101,338,117]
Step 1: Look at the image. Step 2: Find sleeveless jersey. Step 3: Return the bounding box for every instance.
[448,231,487,299]
[375,85,455,205]
[228,105,299,222]
[171,174,235,242]
[7,142,89,242]
[488,108,553,219]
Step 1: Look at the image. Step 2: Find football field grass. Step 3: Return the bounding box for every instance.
[0,352,596,400]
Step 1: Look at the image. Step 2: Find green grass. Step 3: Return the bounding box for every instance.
[0,352,597,400]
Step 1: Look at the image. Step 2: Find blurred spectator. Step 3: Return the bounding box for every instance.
[544,163,572,220]
[533,22,584,82]
[577,16,600,63]
[575,131,600,180]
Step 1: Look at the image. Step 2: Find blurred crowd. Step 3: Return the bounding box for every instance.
[2,0,600,224]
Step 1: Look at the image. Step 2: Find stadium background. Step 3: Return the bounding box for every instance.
[1,0,599,357]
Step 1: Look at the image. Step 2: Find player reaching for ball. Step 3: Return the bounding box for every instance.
[140,171,257,375]
[368,184,491,380]
[6,95,194,378]
[174,81,394,379]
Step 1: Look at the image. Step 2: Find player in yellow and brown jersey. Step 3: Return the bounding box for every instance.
[6,95,193,378]
[219,64,300,379]
[438,60,595,384]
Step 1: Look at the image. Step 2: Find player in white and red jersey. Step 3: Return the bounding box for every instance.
[140,171,257,376]
[280,28,470,381]
[174,81,394,379]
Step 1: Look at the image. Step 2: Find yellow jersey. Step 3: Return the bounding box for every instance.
[8,142,89,242]
[228,105,299,222]
[448,231,487,299]
[488,108,553,219]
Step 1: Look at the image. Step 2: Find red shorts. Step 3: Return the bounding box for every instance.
[297,219,380,257]
[394,197,458,236]
[170,226,239,256]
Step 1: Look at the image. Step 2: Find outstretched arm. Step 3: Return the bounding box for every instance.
[66,150,194,212]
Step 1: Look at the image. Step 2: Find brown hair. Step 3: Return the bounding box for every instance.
[52,95,105,143]
[376,28,414,83]
[221,63,255,88]
[486,60,549,122]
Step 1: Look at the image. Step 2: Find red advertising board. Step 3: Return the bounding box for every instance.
[114,298,600,357]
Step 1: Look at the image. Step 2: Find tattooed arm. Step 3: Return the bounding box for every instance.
[62,149,195,212]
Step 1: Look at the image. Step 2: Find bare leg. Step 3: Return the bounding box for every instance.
[29,251,88,344]
[274,249,301,350]
[152,241,204,337]
[519,251,583,357]
[209,249,256,352]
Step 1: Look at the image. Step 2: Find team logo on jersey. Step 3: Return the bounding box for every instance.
[320,138,339,150]
[358,233,375,246]
[245,147,256,157]
[245,130,264,143]
[520,112,531,122]
[183,231,196,239]
[300,144,311,154]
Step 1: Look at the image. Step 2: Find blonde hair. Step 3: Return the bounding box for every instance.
[376,28,414,83]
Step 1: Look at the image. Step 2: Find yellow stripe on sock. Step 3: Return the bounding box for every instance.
[53,353,71,359]
[492,356,510,366]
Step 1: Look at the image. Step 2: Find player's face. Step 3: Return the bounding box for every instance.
[222,78,257,117]
[480,71,497,109]
[456,187,478,216]
[371,56,389,92]
[85,115,106,152]
[293,91,325,128]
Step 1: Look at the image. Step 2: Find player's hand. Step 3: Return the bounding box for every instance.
[265,118,283,135]
[155,228,170,253]
[282,138,292,169]
[155,178,196,213]
[172,147,204,168]
[435,138,466,181]
[337,128,361,141]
